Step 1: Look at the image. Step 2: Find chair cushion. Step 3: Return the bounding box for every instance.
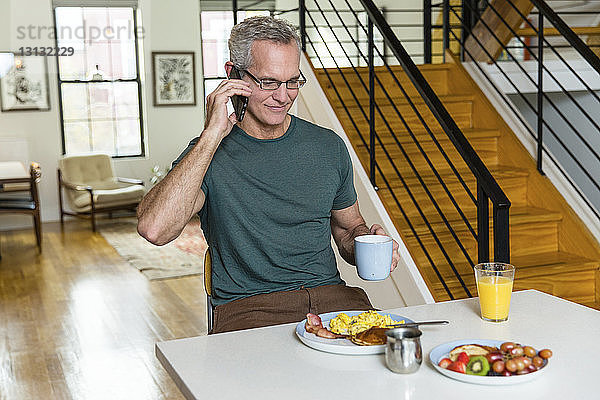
[59,154,115,183]
[0,192,33,202]
[71,183,145,212]
[0,199,36,210]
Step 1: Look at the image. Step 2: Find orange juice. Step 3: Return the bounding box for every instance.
[476,276,513,321]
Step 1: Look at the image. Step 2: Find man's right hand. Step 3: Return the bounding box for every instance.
[204,79,252,141]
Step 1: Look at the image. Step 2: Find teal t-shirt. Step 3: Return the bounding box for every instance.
[173,116,357,305]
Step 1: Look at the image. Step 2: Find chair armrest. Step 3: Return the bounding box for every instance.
[117,177,144,185]
[29,162,41,182]
[59,179,93,192]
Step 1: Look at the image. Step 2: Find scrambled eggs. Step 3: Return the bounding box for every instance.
[329,310,404,335]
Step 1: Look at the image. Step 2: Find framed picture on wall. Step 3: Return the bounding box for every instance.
[152,51,197,106]
[0,52,50,112]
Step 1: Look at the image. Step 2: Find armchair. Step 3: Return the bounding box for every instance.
[57,154,145,231]
[0,162,42,258]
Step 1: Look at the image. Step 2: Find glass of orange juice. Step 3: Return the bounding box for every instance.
[474,263,515,322]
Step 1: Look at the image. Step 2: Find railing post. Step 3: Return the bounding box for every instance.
[469,0,479,28]
[494,205,510,264]
[460,0,470,61]
[233,0,238,25]
[443,0,450,62]
[477,183,490,263]
[368,16,376,189]
[299,0,306,52]
[382,7,388,64]
[424,0,432,64]
[537,14,544,175]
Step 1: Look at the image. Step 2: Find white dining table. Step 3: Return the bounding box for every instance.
[156,290,600,399]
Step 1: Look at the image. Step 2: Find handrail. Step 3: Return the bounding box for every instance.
[530,0,600,73]
[358,0,510,211]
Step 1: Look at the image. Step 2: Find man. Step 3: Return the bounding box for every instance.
[137,16,400,333]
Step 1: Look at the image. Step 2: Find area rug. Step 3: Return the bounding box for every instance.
[98,217,207,280]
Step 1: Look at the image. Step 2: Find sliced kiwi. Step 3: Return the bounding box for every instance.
[466,355,490,376]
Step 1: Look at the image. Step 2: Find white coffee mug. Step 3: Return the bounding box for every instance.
[354,234,393,281]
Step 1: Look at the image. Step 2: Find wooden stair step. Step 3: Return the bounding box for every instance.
[424,251,599,283]
[422,251,599,303]
[357,148,498,178]
[384,164,529,188]
[333,94,475,109]
[399,219,560,264]
[353,131,498,165]
[336,98,474,133]
[399,206,563,237]
[346,127,500,148]
[317,63,455,76]
[317,64,452,96]
[516,26,600,37]
[394,207,561,263]
[349,127,501,146]
[375,165,529,214]
[343,117,476,138]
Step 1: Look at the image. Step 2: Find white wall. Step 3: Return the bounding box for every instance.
[508,90,600,213]
[0,0,205,229]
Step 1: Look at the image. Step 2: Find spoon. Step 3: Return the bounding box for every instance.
[388,320,449,328]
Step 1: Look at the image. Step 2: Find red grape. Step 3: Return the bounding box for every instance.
[539,349,553,359]
[500,342,516,353]
[510,346,524,357]
[486,352,503,363]
[532,356,544,368]
[514,358,526,371]
[505,359,518,372]
[523,346,536,358]
[492,360,505,373]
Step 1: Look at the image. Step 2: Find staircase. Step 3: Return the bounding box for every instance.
[313,59,600,308]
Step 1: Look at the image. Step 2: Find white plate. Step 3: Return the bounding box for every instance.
[295,310,411,355]
[429,339,549,385]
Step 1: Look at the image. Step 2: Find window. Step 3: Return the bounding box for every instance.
[54,7,144,157]
[200,10,270,105]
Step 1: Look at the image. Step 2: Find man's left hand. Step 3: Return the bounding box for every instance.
[369,224,400,272]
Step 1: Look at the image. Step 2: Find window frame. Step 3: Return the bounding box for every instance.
[200,9,272,102]
[53,5,145,158]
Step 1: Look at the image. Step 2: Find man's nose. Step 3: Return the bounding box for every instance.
[272,83,289,102]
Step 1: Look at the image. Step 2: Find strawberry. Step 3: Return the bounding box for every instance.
[438,358,452,369]
[447,361,467,374]
[456,351,470,365]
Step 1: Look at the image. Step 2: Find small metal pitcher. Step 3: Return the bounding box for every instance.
[385,327,423,374]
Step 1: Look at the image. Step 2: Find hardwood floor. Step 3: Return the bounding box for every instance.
[0,219,207,399]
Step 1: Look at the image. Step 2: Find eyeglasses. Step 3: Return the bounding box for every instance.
[242,69,307,90]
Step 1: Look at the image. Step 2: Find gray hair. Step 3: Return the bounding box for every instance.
[228,16,301,71]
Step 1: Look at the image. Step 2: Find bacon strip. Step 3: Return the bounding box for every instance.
[305,313,345,339]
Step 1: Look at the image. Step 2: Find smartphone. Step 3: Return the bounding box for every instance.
[228,66,248,122]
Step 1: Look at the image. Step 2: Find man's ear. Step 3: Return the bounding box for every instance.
[224,61,234,78]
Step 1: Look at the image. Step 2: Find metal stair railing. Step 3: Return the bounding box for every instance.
[429,0,600,221]
[299,0,511,299]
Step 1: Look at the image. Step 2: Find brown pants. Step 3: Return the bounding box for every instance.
[211,284,373,334]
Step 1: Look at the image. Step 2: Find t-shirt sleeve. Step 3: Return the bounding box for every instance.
[332,137,357,210]
[170,136,210,197]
